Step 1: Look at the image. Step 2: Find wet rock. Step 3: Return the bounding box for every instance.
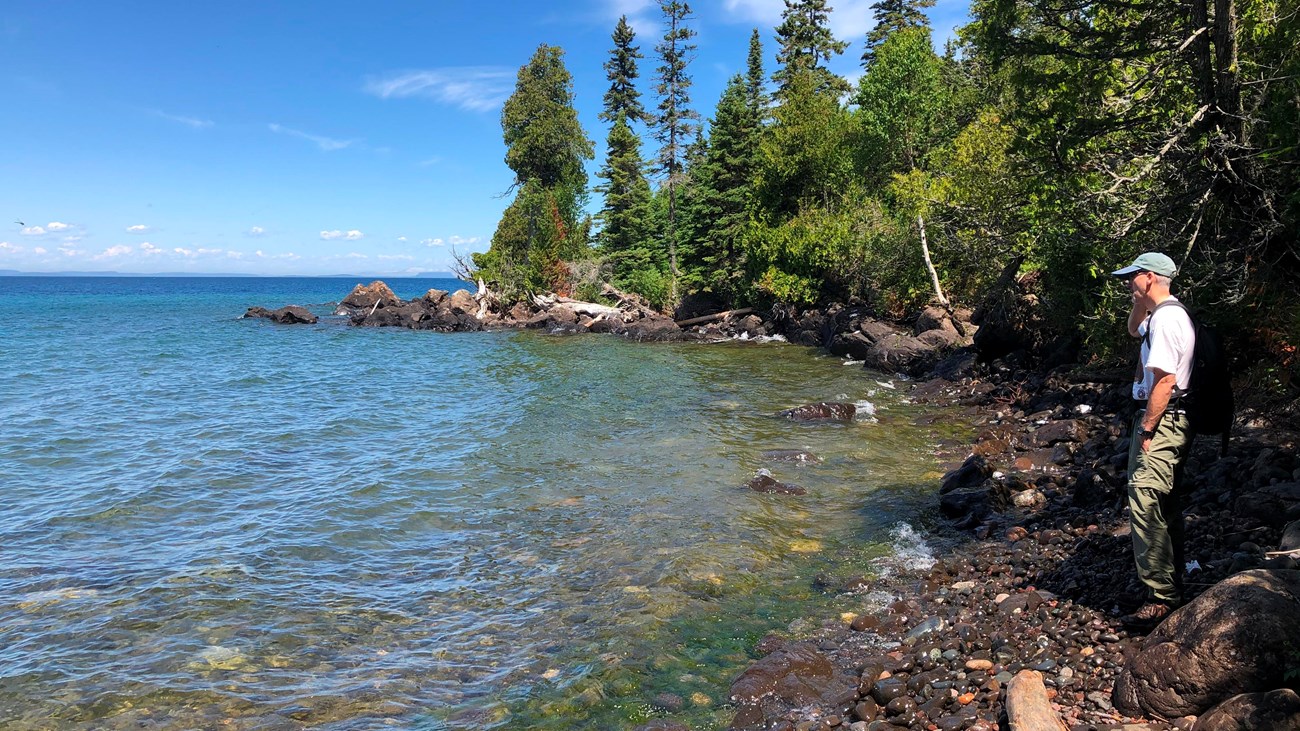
[829,331,875,361]
[871,677,908,704]
[779,402,856,422]
[729,644,858,730]
[1193,688,1300,731]
[746,469,807,496]
[939,483,994,529]
[243,305,318,324]
[1113,569,1300,719]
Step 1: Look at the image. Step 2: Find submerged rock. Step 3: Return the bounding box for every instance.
[761,449,822,464]
[779,402,856,422]
[746,469,807,496]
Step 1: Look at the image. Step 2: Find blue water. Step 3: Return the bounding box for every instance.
[0,277,968,730]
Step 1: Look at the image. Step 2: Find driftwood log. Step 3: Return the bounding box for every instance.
[532,293,627,320]
[1006,670,1069,731]
[674,308,756,328]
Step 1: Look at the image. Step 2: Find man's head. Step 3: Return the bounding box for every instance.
[1113,252,1176,306]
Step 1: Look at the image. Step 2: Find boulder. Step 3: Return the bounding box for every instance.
[746,470,807,496]
[1193,689,1300,731]
[863,332,944,376]
[940,455,992,494]
[829,331,874,361]
[915,305,960,337]
[1235,483,1300,526]
[1112,569,1300,719]
[445,288,478,315]
[242,305,318,324]
[728,643,858,729]
[339,280,399,311]
[1032,419,1087,447]
[940,482,994,529]
[779,402,856,422]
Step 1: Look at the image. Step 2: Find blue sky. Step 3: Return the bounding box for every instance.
[1,0,969,276]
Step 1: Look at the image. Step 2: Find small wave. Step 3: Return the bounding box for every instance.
[842,359,863,366]
[873,522,936,577]
[729,332,788,343]
[874,380,896,390]
[853,400,876,418]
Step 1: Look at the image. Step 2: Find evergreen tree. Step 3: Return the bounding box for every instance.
[772,0,849,98]
[745,28,769,124]
[600,15,649,125]
[474,45,593,300]
[595,112,655,283]
[862,0,934,67]
[653,0,699,305]
[685,74,763,300]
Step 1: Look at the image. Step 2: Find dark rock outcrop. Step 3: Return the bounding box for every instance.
[242,306,318,324]
[337,280,400,313]
[1112,569,1300,719]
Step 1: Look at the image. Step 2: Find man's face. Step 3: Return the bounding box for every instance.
[1127,270,1152,303]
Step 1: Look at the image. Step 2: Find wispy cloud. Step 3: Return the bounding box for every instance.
[255,250,300,260]
[321,229,365,241]
[126,224,151,234]
[140,242,164,255]
[364,67,516,113]
[269,123,355,151]
[246,226,267,237]
[422,237,443,246]
[21,221,72,236]
[0,241,22,253]
[154,110,214,129]
[21,226,46,236]
[378,254,414,261]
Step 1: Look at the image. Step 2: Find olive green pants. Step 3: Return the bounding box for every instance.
[1127,409,1193,604]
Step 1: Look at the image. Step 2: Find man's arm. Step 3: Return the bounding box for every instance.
[1140,368,1176,451]
[1128,300,1148,338]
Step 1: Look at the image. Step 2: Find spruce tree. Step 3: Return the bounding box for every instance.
[600,15,649,125]
[772,0,849,99]
[653,0,699,305]
[746,29,769,122]
[862,0,934,67]
[474,44,593,299]
[596,113,654,284]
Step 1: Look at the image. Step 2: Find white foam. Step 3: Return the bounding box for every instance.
[843,359,864,366]
[873,522,936,577]
[875,380,896,390]
[853,400,876,418]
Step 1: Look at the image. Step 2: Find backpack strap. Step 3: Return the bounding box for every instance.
[1142,299,1192,402]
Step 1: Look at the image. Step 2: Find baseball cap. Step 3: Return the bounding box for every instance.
[1111,252,1178,278]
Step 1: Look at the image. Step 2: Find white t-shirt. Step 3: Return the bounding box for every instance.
[1132,297,1195,401]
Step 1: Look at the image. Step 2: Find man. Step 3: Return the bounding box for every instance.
[1112,252,1196,627]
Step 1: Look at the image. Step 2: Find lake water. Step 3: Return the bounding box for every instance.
[0,276,971,730]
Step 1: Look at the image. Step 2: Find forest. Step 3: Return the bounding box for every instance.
[465,0,1299,392]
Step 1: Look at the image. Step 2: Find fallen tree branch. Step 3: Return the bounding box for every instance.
[675,308,755,328]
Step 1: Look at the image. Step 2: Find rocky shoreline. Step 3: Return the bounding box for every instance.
[245,278,1300,730]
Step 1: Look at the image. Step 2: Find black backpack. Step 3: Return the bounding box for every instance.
[1146,299,1235,453]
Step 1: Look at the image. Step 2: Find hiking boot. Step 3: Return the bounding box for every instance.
[1121,601,1174,629]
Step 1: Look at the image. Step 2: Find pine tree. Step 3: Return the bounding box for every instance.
[474,45,594,299]
[653,0,699,305]
[745,28,769,125]
[861,0,934,67]
[600,15,649,125]
[772,0,849,99]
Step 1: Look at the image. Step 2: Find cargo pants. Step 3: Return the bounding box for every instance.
[1126,408,1194,605]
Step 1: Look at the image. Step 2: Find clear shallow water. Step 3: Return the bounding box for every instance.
[0,277,971,730]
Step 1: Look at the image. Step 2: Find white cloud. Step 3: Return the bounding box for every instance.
[226,250,245,259]
[255,250,300,260]
[94,245,133,260]
[34,246,47,254]
[0,241,21,253]
[345,252,368,259]
[721,0,783,24]
[269,123,354,151]
[62,234,84,243]
[320,229,365,241]
[139,242,163,255]
[364,67,516,113]
[47,221,70,231]
[721,0,875,45]
[246,226,266,237]
[422,237,444,246]
[378,254,415,261]
[448,235,480,246]
[21,226,45,236]
[126,224,151,233]
[396,236,408,242]
[155,110,214,129]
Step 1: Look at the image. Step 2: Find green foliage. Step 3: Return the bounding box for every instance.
[501,45,594,190]
[653,0,700,305]
[757,69,856,218]
[854,26,948,181]
[596,113,655,283]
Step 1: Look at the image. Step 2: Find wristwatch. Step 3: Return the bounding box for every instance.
[1140,428,1156,439]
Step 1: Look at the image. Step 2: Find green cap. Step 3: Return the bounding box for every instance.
[1112,252,1177,278]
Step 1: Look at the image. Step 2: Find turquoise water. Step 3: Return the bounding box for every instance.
[0,277,969,730]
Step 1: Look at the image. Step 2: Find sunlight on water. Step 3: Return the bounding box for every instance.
[0,277,974,730]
